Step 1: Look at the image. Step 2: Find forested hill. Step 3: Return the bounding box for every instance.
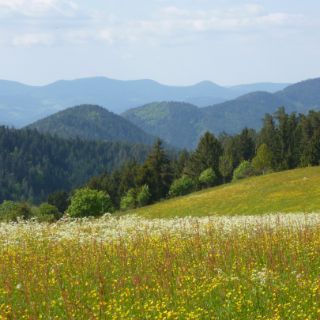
[0,126,150,203]
[27,105,156,145]
[123,78,320,149]
[0,77,288,127]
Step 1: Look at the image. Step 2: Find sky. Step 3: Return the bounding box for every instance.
[0,0,319,86]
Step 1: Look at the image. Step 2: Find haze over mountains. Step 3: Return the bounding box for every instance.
[123,78,320,148]
[2,76,320,149]
[0,77,288,127]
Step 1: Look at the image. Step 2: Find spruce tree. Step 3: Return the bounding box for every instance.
[139,139,173,202]
[187,132,223,179]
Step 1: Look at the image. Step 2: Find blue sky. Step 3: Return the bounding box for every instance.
[0,0,319,85]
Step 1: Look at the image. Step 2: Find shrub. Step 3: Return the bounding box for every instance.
[136,185,151,207]
[169,176,195,197]
[37,203,62,222]
[120,189,136,211]
[199,168,217,188]
[67,188,114,218]
[0,201,33,222]
[232,161,255,181]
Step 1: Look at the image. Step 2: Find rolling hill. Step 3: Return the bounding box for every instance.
[27,105,157,145]
[123,78,320,148]
[129,166,320,218]
[0,77,288,127]
[122,102,202,148]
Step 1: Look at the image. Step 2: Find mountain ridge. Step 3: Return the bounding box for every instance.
[123,77,320,148]
[0,76,289,127]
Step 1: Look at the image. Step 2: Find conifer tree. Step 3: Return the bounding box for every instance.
[187,132,223,179]
[139,139,173,202]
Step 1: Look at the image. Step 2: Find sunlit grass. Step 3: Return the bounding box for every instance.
[0,214,319,319]
[130,166,320,218]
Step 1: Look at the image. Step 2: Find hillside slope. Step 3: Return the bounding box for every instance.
[130,166,320,218]
[123,78,320,148]
[27,105,156,145]
[123,102,203,148]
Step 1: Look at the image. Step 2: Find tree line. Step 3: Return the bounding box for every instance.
[0,107,319,221]
[83,107,320,213]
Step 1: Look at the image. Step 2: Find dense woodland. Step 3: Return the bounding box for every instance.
[0,127,149,203]
[87,108,320,210]
[0,108,320,220]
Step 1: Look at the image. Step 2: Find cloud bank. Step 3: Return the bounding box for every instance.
[0,1,311,47]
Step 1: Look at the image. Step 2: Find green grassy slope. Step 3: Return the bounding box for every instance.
[131,166,320,218]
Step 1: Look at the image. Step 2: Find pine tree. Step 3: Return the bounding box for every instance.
[139,139,173,202]
[187,132,223,179]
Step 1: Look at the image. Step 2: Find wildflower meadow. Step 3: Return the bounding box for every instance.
[0,214,319,319]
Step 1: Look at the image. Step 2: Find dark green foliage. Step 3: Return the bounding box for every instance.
[172,150,191,179]
[48,191,70,214]
[1,107,320,215]
[27,105,156,145]
[187,132,222,179]
[67,188,114,218]
[169,176,195,197]
[139,139,173,202]
[0,126,149,204]
[233,161,255,181]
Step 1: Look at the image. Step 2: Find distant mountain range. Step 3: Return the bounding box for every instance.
[27,105,156,145]
[0,77,289,127]
[123,78,320,148]
[2,76,320,150]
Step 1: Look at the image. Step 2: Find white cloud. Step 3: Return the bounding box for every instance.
[12,33,55,46]
[0,0,78,17]
[0,2,311,48]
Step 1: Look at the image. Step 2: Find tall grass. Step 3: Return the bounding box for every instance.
[0,214,319,319]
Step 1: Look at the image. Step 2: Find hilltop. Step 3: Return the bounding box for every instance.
[129,166,320,218]
[27,105,156,145]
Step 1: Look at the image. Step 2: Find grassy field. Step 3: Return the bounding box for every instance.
[130,166,320,218]
[1,168,320,319]
[0,214,319,319]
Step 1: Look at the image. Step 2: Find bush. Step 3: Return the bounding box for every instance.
[136,185,151,207]
[169,176,195,197]
[199,168,217,188]
[0,201,33,222]
[37,203,62,222]
[232,161,255,181]
[67,188,114,218]
[120,189,136,211]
